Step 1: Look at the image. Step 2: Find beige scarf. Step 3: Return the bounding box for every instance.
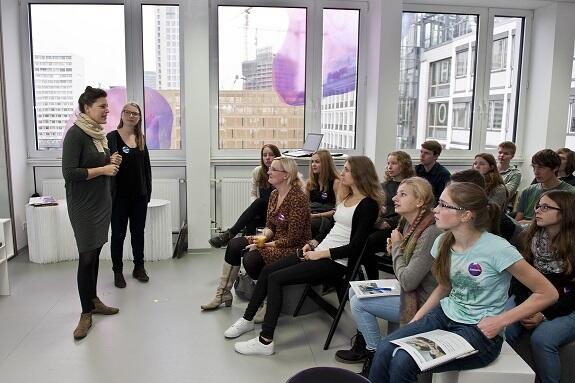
[75,113,108,153]
[398,210,436,325]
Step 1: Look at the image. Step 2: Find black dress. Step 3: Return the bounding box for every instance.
[62,125,112,253]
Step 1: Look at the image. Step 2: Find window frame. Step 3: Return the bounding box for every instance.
[209,0,368,159]
[401,4,532,161]
[21,0,186,164]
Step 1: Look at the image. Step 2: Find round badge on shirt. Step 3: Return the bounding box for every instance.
[321,192,328,199]
[122,145,130,154]
[468,263,482,277]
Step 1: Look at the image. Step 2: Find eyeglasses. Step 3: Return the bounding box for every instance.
[122,110,140,118]
[269,167,286,173]
[436,200,466,211]
[535,204,561,212]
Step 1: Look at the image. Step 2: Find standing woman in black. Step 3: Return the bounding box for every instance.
[62,86,121,340]
[107,102,152,288]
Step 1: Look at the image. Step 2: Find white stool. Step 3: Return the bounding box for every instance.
[432,342,535,383]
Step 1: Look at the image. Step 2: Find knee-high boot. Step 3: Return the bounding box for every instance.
[201,263,240,310]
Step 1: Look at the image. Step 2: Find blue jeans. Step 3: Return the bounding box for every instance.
[349,289,400,350]
[369,306,503,383]
[505,297,575,383]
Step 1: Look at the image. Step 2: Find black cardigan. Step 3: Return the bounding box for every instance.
[107,131,152,202]
[328,197,379,270]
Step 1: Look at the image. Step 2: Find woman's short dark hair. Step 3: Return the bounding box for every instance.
[78,86,107,113]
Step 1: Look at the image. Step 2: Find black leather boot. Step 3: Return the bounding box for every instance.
[335,331,367,364]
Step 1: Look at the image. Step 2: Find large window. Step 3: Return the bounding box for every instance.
[217,6,306,150]
[320,9,360,150]
[566,43,575,148]
[28,2,183,152]
[142,5,181,150]
[29,4,126,150]
[398,12,478,150]
[397,10,526,152]
[215,4,364,152]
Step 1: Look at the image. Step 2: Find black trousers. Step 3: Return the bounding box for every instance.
[243,253,347,339]
[78,246,102,313]
[110,195,148,273]
[224,236,266,279]
[229,197,268,236]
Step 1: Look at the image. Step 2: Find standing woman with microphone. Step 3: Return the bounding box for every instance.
[107,102,152,288]
[62,86,122,340]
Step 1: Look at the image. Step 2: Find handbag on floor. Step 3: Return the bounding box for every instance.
[234,271,256,301]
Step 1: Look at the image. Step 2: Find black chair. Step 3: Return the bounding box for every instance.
[292,241,370,350]
[286,367,370,383]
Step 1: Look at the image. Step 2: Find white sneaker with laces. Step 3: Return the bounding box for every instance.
[234,337,274,356]
[224,317,254,338]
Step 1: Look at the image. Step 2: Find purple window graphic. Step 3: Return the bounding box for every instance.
[65,86,174,150]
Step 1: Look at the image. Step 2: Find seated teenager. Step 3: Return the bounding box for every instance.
[201,156,310,310]
[557,148,575,186]
[222,156,383,355]
[450,169,519,244]
[360,151,416,280]
[368,182,558,383]
[497,141,522,198]
[335,177,441,377]
[209,144,281,248]
[473,153,508,211]
[516,150,575,224]
[506,190,575,383]
[306,149,340,237]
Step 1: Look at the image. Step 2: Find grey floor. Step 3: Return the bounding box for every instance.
[0,249,370,383]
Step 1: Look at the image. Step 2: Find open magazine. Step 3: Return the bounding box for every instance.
[391,329,477,371]
[349,279,400,298]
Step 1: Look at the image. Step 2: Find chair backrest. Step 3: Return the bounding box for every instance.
[286,367,370,383]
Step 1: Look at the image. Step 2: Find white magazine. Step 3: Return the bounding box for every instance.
[349,279,401,298]
[390,329,478,371]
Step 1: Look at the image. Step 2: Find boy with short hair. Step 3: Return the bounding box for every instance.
[415,140,451,201]
[497,141,522,197]
[515,149,575,223]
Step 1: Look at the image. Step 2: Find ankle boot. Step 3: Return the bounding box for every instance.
[133,266,149,282]
[359,349,375,378]
[335,331,367,364]
[73,313,92,340]
[114,272,126,288]
[201,263,240,310]
[92,297,119,315]
[208,230,234,248]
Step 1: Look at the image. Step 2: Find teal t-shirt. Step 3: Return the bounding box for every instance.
[431,231,523,324]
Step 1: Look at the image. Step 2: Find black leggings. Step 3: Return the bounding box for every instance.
[224,236,266,279]
[243,253,347,340]
[229,197,268,236]
[110,195,148,272]
[359,229,392,280]
[78,246,102,313]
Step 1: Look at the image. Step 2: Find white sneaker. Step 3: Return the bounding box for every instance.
[234,337,275,356]
[224,317,254,338]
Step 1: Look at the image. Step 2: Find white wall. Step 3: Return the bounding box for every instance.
[1,0,33,250]
[520,2,575,189]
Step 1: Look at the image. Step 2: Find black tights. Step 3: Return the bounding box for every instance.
[229,197,268,236]
[224,236,266,279]
[78,247,102,313]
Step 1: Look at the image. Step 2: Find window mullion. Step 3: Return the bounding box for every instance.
[471,8,491,152]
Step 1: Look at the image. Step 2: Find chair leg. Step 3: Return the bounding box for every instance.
[293,284,312,317]
[323,287,350,350]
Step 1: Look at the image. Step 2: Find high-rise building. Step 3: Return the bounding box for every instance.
[33,54,85,149]
[242,46,274,90]
[155,7,179,90]
[144,71,157,89]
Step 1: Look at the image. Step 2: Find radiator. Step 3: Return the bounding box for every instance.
[41,178,181,232]
[220,178,252,230]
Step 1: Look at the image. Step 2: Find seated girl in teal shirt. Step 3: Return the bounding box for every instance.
[369,182,558,383]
